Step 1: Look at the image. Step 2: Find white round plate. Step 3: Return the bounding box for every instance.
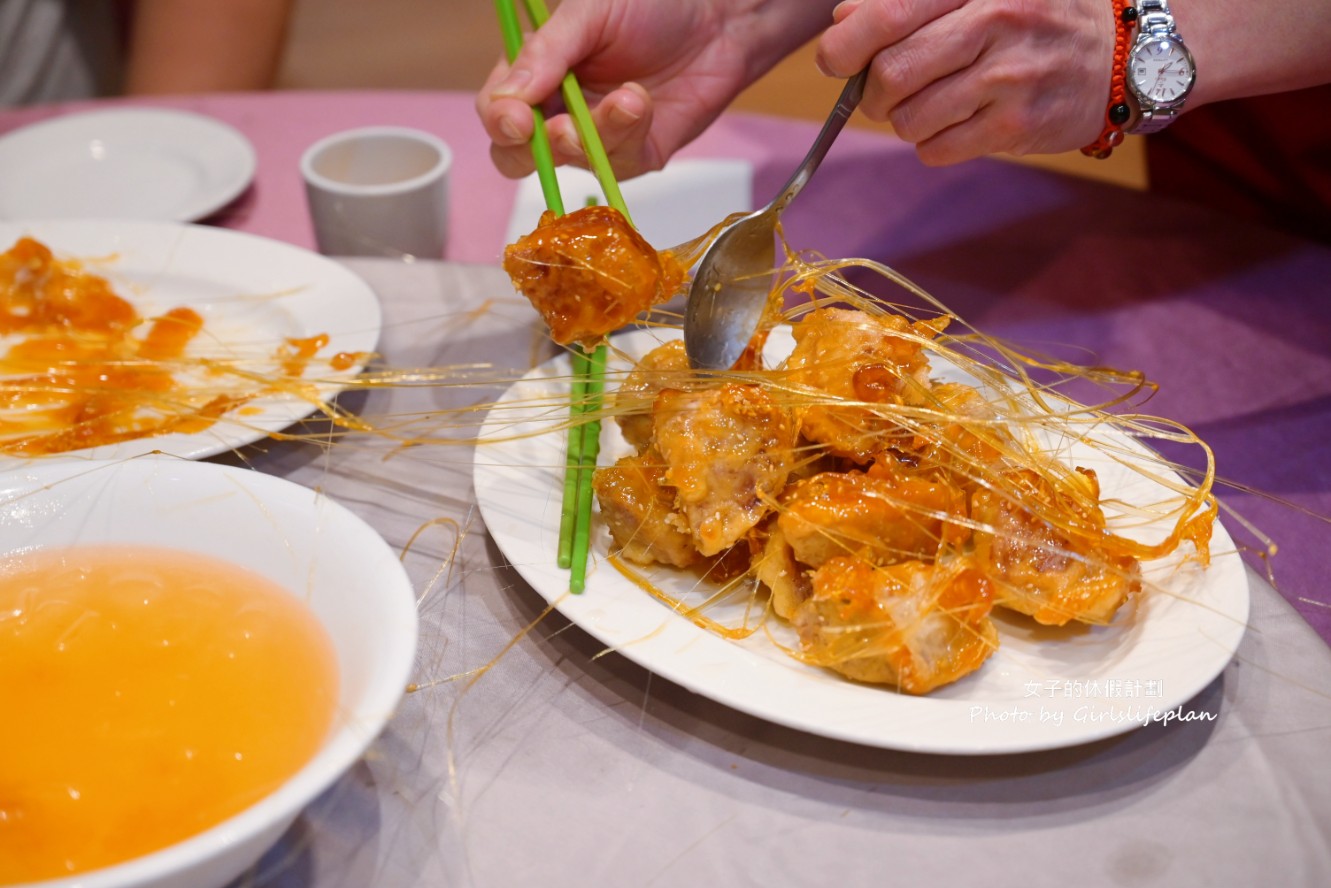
[0,219,381,464]
[473,328,1251,755]
[0,456,417,888]
[0,108,256,222]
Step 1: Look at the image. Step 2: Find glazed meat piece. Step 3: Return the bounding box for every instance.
[971,467,1141,626]
[503,205,685,345]
[785,308,949,461]
[593,451,699,569]
[750,521,810,621]
[612,340,702,452]
[907,382,1015,490]
[777,460,970,569]
[793,556,998,694]
[653,383,796,556]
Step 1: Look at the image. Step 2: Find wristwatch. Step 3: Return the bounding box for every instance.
[1126,0,1196,134]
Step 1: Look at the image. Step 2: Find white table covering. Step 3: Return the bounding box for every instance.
[216,259,1331,888]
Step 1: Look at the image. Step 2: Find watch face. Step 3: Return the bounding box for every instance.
[1130,39,1194,105]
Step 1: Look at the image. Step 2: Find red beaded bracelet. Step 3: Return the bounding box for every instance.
[1081,0,1139,159]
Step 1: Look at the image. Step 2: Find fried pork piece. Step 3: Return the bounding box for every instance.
[593,451,699,569]
[793,556,998,694]
[503,206,685,345]
[786,308,950,462]
[612,340,701,452]
[971,467,1141,626]
[907,382,1015,490]
[777,459,970,569]
[750,521,811,621]
[653,383,796,556]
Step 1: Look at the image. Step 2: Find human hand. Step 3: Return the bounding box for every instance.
[816,0,1115,164]
[477,0,825,179]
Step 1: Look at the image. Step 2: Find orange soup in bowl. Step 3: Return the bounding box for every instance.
[0,545,339,883]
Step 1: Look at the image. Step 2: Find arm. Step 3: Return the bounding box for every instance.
[122,0,294,95]
[1179,0,1331,104]
[477,0,839,179]
[815,0,1331,165]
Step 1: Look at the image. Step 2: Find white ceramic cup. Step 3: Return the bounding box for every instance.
[300,126,451,259]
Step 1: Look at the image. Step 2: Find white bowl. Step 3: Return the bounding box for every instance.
[0,457,418,888]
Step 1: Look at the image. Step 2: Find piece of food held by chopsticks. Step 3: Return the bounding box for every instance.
[504,204,687,345]
[494,0,690,592]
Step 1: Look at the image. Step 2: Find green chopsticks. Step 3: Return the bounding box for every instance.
[519,0,631,227]
[494,0,630,593]
[494,0,563,216]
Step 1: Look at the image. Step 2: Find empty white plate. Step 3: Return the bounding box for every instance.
[0,108,256,222]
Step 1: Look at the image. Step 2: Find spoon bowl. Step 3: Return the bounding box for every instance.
[684,69,867,370]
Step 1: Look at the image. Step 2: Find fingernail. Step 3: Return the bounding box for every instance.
[557,130,581,155]
[492,67,532,97]
[609,101,642,126]
[815,54,834,77]
[832,0,863,19]
[498,116,524,143]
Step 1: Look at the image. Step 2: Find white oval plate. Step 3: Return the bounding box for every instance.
[0,108,256,222]
[0,456,418,888]
[473,328,1251,755]
[0,219,381,464]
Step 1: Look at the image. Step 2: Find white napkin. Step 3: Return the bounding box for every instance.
[503,159,752,251]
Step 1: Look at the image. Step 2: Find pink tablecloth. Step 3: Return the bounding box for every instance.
[2,90,1329,642]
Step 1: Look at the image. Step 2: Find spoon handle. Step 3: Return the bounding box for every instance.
[771,68,869,215]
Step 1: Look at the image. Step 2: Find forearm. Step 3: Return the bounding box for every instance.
[123,0,293,94]
[1180,0,1331,107]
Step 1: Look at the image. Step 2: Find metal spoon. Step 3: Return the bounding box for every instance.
[683,69,868,370]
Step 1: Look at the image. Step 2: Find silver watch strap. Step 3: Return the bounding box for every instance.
[1127,0,1187,135]
[1131,107,1179,135]
[1138,0,1176,35]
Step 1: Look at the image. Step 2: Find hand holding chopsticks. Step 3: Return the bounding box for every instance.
[493,0,631,593]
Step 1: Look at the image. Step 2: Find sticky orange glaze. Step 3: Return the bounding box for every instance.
[0,545,339,883]
[0,237,338,456]
[279,333,330,377]
[503,206,685,345]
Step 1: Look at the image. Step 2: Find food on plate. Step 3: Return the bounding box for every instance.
[795,555,998,694]
[652,383,797,556]
[971,467,1143,626]
[503,205,686,345]
[0,236,347,456]
[593,301,1216,694]
[0,545,338,882]
[496,201,1216,695]
[786,308,950,461]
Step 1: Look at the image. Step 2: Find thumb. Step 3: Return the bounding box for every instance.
[488,6,605,105]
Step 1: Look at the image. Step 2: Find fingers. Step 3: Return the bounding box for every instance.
[489,5,602,106]
[817,0,963,78]
[818,0,1114,163]
[543,83,664,177]
[478,60,539,178]
[860,12,984,129]
[483,78,662,181]
[575,83,667,177]
[478,4,606,177]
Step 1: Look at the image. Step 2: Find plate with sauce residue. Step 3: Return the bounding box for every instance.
[0,219,381,464]
[0,108,255,222]
[473,327,1251,755]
